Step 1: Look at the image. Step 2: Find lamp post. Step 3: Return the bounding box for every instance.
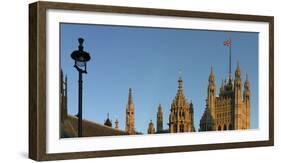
[71,38,91,137]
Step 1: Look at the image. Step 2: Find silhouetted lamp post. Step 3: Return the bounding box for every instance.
[71,38,91,137]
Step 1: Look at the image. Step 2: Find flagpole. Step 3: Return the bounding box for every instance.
[229,38,232,79]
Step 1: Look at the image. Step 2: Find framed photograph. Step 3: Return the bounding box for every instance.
[29,1,274,161]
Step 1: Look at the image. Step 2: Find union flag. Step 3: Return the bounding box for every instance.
[224,39,231,46]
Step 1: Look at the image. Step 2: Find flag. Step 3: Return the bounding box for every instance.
[224,39,231,46]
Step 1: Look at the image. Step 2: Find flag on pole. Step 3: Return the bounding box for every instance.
[224,39,232,78]
[224,39,231,46]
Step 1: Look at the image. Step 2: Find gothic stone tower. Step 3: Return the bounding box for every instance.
[169,77,195,133]
[157,104,163,132]
[125,88,135,134]
[199,66,216,131]
[199,63,251,131]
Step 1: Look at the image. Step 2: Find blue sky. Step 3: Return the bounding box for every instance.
[60,23,259,134]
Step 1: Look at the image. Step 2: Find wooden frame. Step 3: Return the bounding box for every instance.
[29,1,274,161]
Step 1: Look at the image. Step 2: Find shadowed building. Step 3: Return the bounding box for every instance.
[59,70,126,138]
[199,63,250,131]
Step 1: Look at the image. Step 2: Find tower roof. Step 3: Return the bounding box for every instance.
[104,113,112,127]
[172,77,188,107]
[190,101,194,113]
[126,88,134,111]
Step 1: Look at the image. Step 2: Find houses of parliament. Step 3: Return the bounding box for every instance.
[60,62,251,138]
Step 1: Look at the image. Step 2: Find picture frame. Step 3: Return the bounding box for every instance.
[29,1,274,161]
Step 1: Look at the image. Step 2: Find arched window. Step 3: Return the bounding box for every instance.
[218,125,221,131]
[223,124,227,130]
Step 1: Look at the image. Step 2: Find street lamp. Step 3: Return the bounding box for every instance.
[71,38,91,137]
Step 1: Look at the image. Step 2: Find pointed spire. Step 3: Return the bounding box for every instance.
[173,75,188,109]
[190,100,194,113]
[157,103,163,132]
[244,73,250,89]
[235,61,241,78]
[158,104,162,112]
[209,65,215,83]
[128,88,133,104]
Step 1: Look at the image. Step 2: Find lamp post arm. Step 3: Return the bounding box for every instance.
[74,65,87,74]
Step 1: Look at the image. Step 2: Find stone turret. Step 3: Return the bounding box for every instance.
[207,66,216,118]
[157,104,163,132]
[243,73,251,129]
[234,62,243,129]
[147,120,155,134]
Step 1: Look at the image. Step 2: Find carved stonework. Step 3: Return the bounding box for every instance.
[199,63,251,131]
[169,77,195,133]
